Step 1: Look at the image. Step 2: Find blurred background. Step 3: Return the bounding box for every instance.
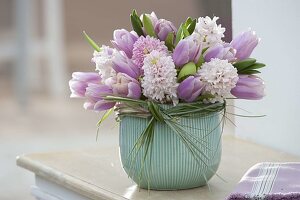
[0,0,231,199]
[0,0,299,199]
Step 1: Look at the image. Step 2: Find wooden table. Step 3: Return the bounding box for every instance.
[16,136,300,200]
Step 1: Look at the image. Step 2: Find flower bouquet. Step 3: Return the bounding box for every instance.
[69,10,265,190]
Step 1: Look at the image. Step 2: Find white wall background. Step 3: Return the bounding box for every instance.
[232,0,300,156]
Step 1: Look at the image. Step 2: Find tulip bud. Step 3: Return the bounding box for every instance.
[84,83,115,112]
[69,72,101,98]
[111,29,138,58]
[85,83,113,102]
[112,52,140,79]
[231,75,265,100]
[172,33,202,67]
[84,100,115,112]
[178,76,204,102]
[140,12,158,28]
[154,19,177,41]
[230,30,259,60]
[110,73,141,99]
[204,43,236,62]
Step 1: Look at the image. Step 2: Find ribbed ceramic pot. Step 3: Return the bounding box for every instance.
[119,110,222,190]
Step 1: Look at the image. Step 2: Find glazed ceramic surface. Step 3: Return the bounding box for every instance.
[119,111,222,190]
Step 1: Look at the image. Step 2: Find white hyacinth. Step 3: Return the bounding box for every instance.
[92,45,116,83]
[195,16,225,48]
[142,50,178,104]
[197,58,238,103]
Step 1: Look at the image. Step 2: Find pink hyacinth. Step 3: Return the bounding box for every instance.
[132,35,168,68]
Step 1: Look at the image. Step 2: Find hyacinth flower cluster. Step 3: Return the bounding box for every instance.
[69,10,266,112]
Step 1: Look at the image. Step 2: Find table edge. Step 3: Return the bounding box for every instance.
[16,155,128,200]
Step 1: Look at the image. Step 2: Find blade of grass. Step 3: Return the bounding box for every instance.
[96,108,113,141]
[83,31,101,52]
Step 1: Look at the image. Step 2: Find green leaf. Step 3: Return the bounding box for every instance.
[142,14,156,37]
[235,59,266,74]
[96,108,113,140]
[168,102,225,116]
[83,31,101,52]
[164,119,212,168]
[104,96,230,189]
[202,47,209,54]
[243,63,266,71]
[187,19,196,35]
[225,112,266,118]
[96,108,113,127]
[130,11,144,36]
[138,119,155,187]
[104,96,147,105]
[185,17,193,26]
[132,10,143,26]
[178,62,197,81]
[126,116,155,183]
[233,58,256,71]
[165,32,174,51]
[104,95,226,120]
[239,69,261,74]
[147,101,164,122]
[175,23,183,45]
[197,93,215,101]
[132,9,137,16]
[182,25,190,37]
[196,54,205,68]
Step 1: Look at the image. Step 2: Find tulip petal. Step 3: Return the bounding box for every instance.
[112,52,140,79]
[231,30,259,60]
[231,75,265,100]
[127,82,142,99]
[93,100,116,112]
[69,80,87,98]
[112,29,138,58]
[173,41,190,67]
[178,76,204,102]
[85,83,113,102]
[83,100,95,110]
[72,72,101,83]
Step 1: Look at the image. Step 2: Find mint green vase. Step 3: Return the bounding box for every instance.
[119,111,222,190]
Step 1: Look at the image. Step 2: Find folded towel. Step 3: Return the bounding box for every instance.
[227,162,300,200]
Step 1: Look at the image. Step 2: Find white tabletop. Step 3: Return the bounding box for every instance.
[16,136,300,200]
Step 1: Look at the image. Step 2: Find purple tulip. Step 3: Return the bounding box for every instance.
[85,83,113,102]
[111,29,138,58]
[173,33,202,67]
[178,76,204,102]
[112,52,140,79]
[154,19,177,41]
[69,72,101,98]
[83,100,115,112]
[231,75,265,100]
[204,43,236,62]
[84,83,115,112]
[230,30,259,60]
[109,73,141,99]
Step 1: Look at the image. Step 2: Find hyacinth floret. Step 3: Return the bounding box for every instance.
[141,50,178,104]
